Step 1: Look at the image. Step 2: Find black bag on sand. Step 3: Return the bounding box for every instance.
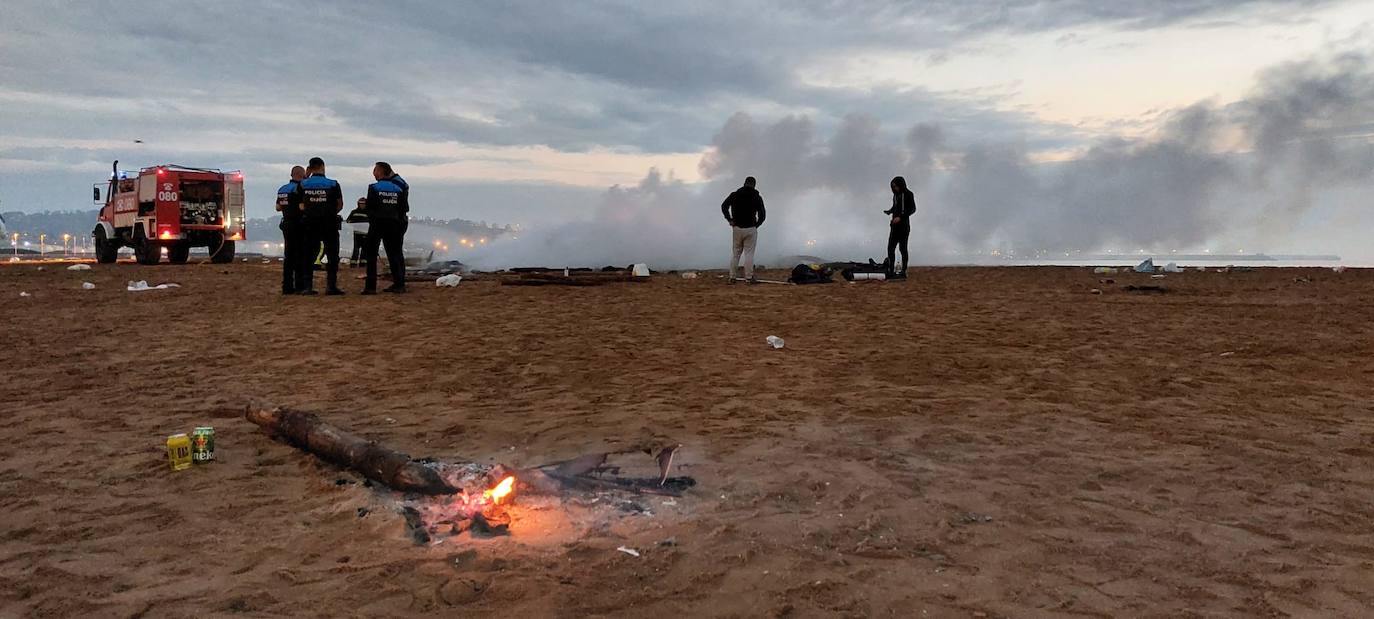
[789,263,834,285]
[838,259,887,281]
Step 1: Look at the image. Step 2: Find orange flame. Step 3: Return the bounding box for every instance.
[482,476,515,505]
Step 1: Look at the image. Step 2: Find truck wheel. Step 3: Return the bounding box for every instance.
[167,245,190,264]
[94,229,119,264]
[210,240,235,264]
[135,231,161,265]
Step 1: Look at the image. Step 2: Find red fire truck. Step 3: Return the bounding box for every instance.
[92,161,246,264]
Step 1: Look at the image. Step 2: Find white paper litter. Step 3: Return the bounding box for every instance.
[766,335,785,349]
[632,263,651,277]
[81,282,96,290]
[67,264,92,271]
[435,274,463,287]
[127,280,181,291]
[615,546,640,557]
[19,291,31,297]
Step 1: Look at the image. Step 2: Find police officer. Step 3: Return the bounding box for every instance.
[293,157,345,295]
[361,161,409,294]
[275,165,306,294]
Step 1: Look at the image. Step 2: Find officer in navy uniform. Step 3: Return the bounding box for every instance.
[275,165,306,294]
[292,157,345,295]
[361,161,409,294]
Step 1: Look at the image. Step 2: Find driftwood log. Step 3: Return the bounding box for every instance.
[245,406,459,495]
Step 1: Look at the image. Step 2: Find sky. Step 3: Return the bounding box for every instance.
[1,0,1372,266]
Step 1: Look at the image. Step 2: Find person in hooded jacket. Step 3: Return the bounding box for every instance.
[884,176,916,277]
[721,176,766,284]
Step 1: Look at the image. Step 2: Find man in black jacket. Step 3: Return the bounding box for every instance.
[346,197,369,267]
[721,176,766,284]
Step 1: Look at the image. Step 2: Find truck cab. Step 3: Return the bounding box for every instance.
[92,162,246,264]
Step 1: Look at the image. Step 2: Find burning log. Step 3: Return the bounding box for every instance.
[246,404,695,544]
[245,406,463,495]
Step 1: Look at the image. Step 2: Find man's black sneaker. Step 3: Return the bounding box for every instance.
[325,288,346,296]
[297,289,318,296]
[360,289,377,296]
[383,286,406,294]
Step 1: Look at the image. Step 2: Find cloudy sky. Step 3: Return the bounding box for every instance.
[2,1,1372,265]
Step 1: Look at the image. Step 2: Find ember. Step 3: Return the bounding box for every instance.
[485,476,515,504]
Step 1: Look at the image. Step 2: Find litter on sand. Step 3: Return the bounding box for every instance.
[1151,274,1166,279]
[1333,266,1347,273]
[616,546,641,558]
[766,335,785,349]
[1163,262,1183,273]
[67,264,91,271]
[82,282,96,290]
[632,263,651,277]
[1134,258,1155,273]
[19,291,31,297]
[127,280,181,292]
[435,274,463,287]
[680,272,698,279]
[1093,266,1118,274]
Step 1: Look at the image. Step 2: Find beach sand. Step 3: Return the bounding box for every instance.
[1,262,1372,617]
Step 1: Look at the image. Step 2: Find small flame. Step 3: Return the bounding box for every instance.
[483,476,515,505]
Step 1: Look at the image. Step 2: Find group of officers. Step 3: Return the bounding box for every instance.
[275,157,409,295]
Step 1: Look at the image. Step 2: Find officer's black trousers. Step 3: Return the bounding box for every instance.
[363,218,406,291]
[280,219,304,293]
[300,218,340,292]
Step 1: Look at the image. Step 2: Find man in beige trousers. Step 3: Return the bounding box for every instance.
[721,176,766,284]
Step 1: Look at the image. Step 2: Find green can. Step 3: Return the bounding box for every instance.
[190,426,215,463]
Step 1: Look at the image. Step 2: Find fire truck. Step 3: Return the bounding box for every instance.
[92,161,246,264]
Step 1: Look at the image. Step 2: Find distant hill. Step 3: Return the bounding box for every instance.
[1,210,99,241]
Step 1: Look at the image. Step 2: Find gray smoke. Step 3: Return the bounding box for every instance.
[471,51,1374,269]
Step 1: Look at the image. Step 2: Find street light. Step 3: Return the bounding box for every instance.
[63,234,71,257]
[39,234,46,256]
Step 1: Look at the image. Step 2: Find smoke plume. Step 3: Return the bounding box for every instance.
[471,51,1374,269]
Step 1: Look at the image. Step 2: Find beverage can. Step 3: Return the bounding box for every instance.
[190,426,215,463]
[167,433,193,471]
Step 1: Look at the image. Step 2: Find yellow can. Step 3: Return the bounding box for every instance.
[166,433,193,471]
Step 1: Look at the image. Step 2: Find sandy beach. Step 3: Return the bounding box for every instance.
[1,262,1372,617]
